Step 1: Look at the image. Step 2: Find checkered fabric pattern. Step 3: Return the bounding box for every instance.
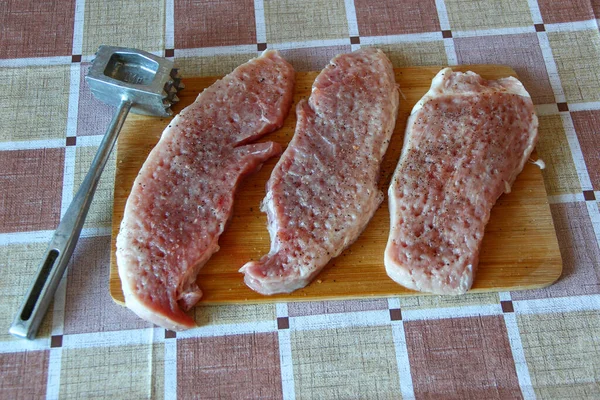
[1,0,600,398]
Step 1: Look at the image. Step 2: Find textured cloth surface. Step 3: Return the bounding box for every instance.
[1,0,600,398]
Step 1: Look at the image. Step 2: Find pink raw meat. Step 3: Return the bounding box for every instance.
[240,48,399,294]
[116,50,295,330]
[385,68,539,295]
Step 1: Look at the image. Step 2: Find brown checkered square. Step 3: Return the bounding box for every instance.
[537,0,595,23]
[557,102,569,112]
[0,149,64,233]
[164,49,174,58]
[354,0,440,36]
[350,36,360,44]
[175,0,256,48]
[534,23,545,32]
[178,333,282,399]
[442,30,453,38]
[257,43,267,51]
[0,0,75,58]
[583,190,596,201]
[51,335,63,348]
[571,110,600,191]
[454,33,555,104]
[512,202,600,299]
[277,317,289,329]
[389,308,402,321]
[0,351,49,399]
[404,316,522,398]
[501,301,514,313]
[165,330,177,339]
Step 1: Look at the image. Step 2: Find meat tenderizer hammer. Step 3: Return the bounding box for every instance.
[9,46,184,339]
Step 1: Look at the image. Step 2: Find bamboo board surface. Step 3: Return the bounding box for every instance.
[110,65,562,305]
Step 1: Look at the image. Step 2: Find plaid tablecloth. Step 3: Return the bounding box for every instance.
[1,0,600,398]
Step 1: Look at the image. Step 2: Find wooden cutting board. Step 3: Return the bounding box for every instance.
[109,65,562,305]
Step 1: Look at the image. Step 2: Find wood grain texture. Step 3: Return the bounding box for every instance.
[109,65,562,305]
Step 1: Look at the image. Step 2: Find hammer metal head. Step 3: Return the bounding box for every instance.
[86,46,184,117]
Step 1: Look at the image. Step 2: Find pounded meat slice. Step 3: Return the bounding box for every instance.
[116,50,295,330]
[240,48,399,294]
[385,68,539,295]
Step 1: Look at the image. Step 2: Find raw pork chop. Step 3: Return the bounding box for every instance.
[385,68,539,295]
[240,48,399,294]
[116,50,295,330]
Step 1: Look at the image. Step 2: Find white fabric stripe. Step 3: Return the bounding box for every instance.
[165,0,175,50]
[254,0,267,44]
[268,38,352,50]
[596,191,600,200]
[402,304,502,320]
[444,38,458,66]
[0,136,101,152]
[175,45,258,58]
[0,227,111,245]
[0,139,65,151]
[514,294,600,314]
[536,32,565,103]
[391,322,415,400]
[434,0,451,31]
[387,297,401,309]
[276,303,289,318]
[566,101,600,112]
[290,310,390,331]
[360,32,443,45]
[0,56,72,67]
[453,26,535,38]
[350,43,361,51]
[534,103,559,116]
[499,291,512,301]
[61,146,77,218]
[278,329,296,400]
[503,313,536,400]
[66,64,80,139]
[72,0,85,55]
[177,320,277,339]
[45,347,62,400]
[547,193,585,204]
[526,0,543,24]
[545,19,599,33]
[560,113,593,190]
[0,338,49,353]
[62,328,157,348]
[163,333,177,400]
[51,275,67,336]
[76,135,105,147]
[586,201,600,246]
[343,0,360,37]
